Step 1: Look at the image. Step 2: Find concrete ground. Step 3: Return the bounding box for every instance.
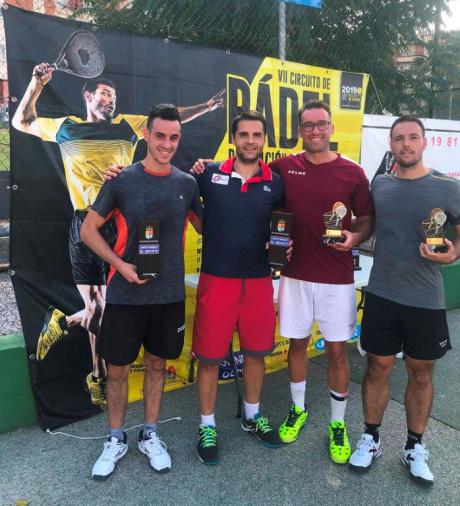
[1,309,459,506]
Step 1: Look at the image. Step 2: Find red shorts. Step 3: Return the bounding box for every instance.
[192,273,276,364]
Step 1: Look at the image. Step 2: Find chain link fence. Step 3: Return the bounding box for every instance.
[434,86,460,119]
[0,0,458,143]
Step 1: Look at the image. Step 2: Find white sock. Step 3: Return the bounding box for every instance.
[244,401,259,420]
[290,380,306,410]
[330,389,348,422]
[201,413,216,427]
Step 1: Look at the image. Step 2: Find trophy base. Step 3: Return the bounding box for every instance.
[425,238,447,253]
[429,245,448,253]
[138,272,158,281]
[322,235,345,244]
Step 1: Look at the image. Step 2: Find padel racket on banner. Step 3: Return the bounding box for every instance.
[38,30,105,79]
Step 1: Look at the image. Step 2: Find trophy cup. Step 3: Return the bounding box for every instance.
[136,219,160,279]
[421,208,448,253]
[322,202,347,244]
[268,211,293,271]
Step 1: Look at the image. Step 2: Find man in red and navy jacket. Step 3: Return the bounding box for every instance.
[192,111,284,465]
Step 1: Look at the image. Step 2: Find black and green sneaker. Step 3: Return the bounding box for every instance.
[197,424,219,465]
[241,413,281,448]
[328,419,351,464]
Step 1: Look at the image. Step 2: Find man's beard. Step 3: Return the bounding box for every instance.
[101,110,114,120]
[96,105,114,121]
[235,148,262,164]
[302,139,329,153]
[395,153,422,169]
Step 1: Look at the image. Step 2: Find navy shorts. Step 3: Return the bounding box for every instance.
[98,301,185,366]
[361,292,451,360]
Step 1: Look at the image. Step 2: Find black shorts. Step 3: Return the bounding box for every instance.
[97,301,185,366]
[69,211,117,285]
[361,292,451,360]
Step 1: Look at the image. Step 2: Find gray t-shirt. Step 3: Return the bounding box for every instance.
[92,162,203,305]
[367,171,460,309]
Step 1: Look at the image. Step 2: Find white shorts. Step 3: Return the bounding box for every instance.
[278,276,356,342]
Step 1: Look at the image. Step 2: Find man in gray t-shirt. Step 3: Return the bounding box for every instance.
[368,170,460,309]
[80,104,202,480]
[349,116,460,485]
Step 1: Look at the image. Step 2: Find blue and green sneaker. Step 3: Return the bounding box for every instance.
[241,413,281,448]
[197,424,219,465]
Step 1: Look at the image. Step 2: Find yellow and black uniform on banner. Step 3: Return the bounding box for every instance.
[4,5,367,427]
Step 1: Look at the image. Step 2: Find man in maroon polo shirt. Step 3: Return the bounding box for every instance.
[271,100,373,464]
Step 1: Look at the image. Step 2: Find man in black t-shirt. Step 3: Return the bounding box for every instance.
[81,104,202,480]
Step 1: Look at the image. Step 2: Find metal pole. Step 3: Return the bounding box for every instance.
[279,1,286,61]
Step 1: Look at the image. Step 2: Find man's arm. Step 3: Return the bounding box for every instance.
[80,209,147,284]
[350,215,374,244]
[188,212,203,234]
[419,224,460,265]
[178,89,225,124]
[188,178,204,234]
[12,63,54,137]
[329,214,374,252]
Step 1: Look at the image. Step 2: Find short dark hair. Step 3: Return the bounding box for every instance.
[146,103,181,130]
[298,100,331,125]
[390,115,425,138]
[82,77,116,97]
[231,110,266,137]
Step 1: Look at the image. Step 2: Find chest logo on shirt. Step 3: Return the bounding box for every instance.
[211,173,229,185]
[288,170,307,176]
[263,185,271,192]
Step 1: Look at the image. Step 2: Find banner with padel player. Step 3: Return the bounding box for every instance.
[4,5,367,429]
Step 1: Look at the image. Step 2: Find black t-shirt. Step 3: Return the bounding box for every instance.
[92,162,203,304]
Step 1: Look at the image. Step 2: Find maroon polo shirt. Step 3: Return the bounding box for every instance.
[270,153,373,284]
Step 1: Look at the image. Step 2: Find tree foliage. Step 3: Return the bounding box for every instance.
[77,0,456,116]
[410,30,460,117]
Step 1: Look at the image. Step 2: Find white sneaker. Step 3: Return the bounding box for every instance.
[401,443,434,485]
[349,433,382,470]
[138,430,172,473]
[92,435,128,480]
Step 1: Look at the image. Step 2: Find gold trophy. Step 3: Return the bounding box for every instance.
[422,208,448,253]
[322,202,347,244]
